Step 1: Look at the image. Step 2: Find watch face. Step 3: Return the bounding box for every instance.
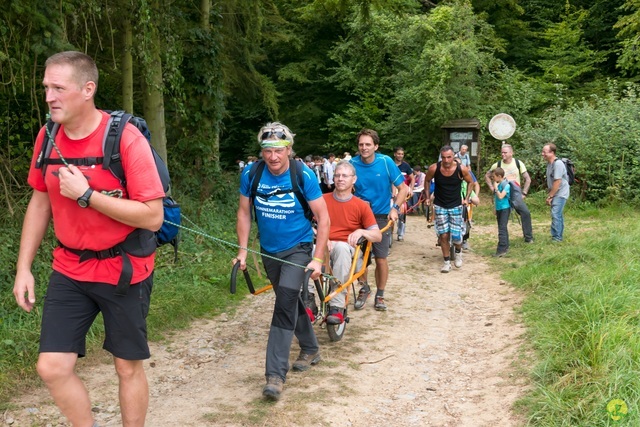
[78,198,89,208]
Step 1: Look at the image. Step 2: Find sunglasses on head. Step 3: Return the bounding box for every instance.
[261,128,287,140]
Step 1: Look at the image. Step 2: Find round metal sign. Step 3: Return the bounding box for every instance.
[488,113,516,140]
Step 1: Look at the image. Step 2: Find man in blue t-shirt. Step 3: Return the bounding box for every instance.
[235,122,330,402]
[350,129,409,312]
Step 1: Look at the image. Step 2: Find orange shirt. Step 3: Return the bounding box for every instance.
[323,193,377,242]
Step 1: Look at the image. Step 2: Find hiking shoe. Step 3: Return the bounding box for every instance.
[454,251,463,268]
[441,261,451,273]
[292,351,321,371]
[262,376,284,401]
[374,296,387,311]
[462,241,470,251]
[326,307,345,325]
[493,251,507,257]
[354,282,371,310]
[525,239,534,244]
[397,235,404,242]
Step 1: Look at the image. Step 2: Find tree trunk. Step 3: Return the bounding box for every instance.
[200,0,220,173]
[122,17,134,113]
[142,0,168,163]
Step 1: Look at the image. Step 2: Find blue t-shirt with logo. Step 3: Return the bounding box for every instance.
[240,162,321,253]
[350,153,404,215]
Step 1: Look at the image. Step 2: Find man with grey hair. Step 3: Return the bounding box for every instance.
[455,144,471,167]
[485,144,534,243]
[322,160,382,324]
[235,121,330,401]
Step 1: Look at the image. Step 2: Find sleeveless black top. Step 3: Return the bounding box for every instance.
[434,161,463,209]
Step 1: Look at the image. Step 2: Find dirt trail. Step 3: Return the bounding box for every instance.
[6,215,528,427]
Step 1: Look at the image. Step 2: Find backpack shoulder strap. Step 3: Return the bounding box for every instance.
[497,160,502,169]
[290,160,313,221]
[35,121,60,175]
[102,110,131,186]
[249,160,266,200]
[515,159,522,176]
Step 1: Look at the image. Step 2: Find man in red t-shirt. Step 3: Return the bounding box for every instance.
[13,51,164,427]
[322,161,382,324]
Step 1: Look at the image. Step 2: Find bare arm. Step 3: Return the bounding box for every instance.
[424,164,437,204]
[546,179,562,205]
[235,195,252,270]
[347,227,382,247]
[58,164,163,231]
[496,186,508,199]
[522,171,532,195]
[308,197,330,279]
[14,190,52,312]
[485,169,495,191]
[391,183,409,221]
[461,166,474,202]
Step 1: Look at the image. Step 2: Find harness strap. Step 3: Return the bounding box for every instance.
[58,228,157,296]
[42,157,105,167]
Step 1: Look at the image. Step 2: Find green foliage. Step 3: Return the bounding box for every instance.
[324,1,508,160]
[536,5,607,89]
[517,82,640,203]
[615,0,640,75]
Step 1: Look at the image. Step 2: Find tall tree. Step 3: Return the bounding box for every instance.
[536,2,606,89]
[615,0,640,76]
[137,0,168,162]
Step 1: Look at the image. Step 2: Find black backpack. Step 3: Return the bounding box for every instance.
[36,110,181,259]
[556,157,576,185]
[248,159,313,222]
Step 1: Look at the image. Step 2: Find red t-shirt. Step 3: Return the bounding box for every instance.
[323,193,378,242]
[28,111,165,285]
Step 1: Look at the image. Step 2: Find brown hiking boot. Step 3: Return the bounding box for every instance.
[262,376,284,401]
[292,351,321,372]
[354,282,371,310]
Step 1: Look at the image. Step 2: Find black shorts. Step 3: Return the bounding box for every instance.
[39,271,153,360]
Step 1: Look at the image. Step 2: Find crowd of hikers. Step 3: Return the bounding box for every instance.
[11,50,572,424]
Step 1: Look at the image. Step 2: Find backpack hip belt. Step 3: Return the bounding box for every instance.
[58,228,157,296]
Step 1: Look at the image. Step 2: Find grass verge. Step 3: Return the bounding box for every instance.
[473,192,640,426]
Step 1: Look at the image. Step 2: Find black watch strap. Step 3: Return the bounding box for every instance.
[77,188,94,208]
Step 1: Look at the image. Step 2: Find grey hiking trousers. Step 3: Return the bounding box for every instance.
[510,193,533,241]
[262,242,319,381]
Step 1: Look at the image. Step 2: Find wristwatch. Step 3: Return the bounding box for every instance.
[392,203,400,211]
[77,188,94,208]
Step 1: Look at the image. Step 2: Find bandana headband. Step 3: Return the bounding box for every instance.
[260,139,291,148]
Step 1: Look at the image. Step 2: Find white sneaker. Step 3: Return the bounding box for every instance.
[454,251,463,268]
[441,261,451,273]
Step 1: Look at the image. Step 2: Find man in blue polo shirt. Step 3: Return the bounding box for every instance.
[350,129,409,311]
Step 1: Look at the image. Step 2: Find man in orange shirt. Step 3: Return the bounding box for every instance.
[323,161,382,324]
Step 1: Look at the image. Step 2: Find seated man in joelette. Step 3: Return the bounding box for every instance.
[323,161,382,324]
